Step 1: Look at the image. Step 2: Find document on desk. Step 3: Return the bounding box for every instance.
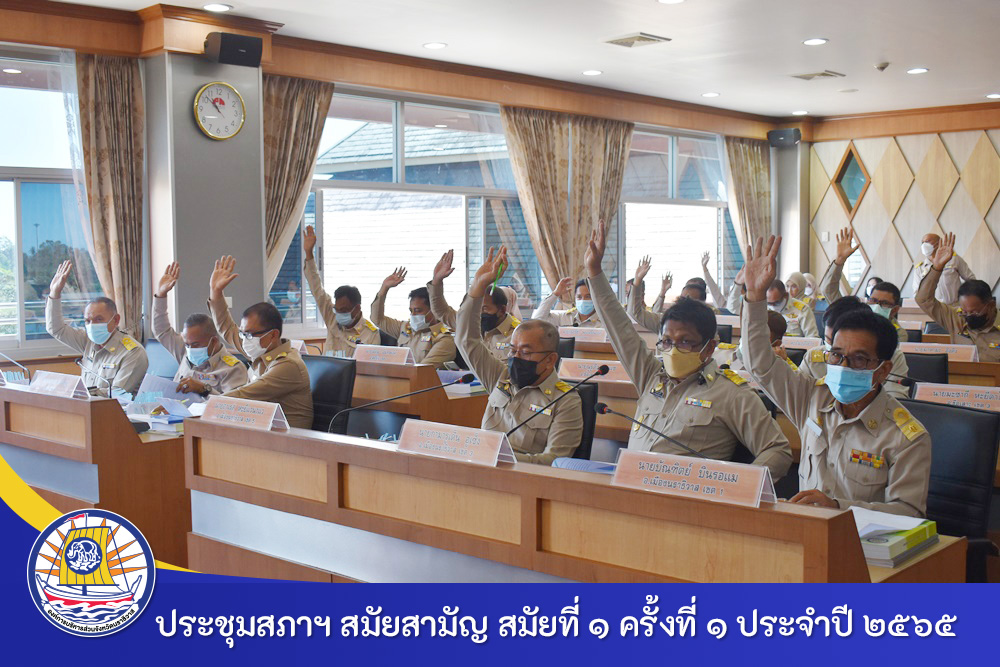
[437,370,486,397]
[851,506,926,538]
[27,370,89,399]
[127,374,205,416]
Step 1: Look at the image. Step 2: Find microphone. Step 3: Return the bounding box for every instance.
[505,364,609,437]
[0,350,30,383]
[76,359,113,395]
[887,372,917,388]
[327,373,475,433]
[594,402,707,459]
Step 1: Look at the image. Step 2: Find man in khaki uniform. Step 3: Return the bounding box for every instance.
[767,279,819,337]
[532,277,604,328]
[585,223,792,480]
[742,235,930,516]
[371,267,456,368]
[916,231,1000,362]
[151,262,248,395]
[457,247,582,465]
[427,249,520,361]
[302,226,381,357]
[208,256,314,429]
[913,232,976,306]
[46,260,148,397]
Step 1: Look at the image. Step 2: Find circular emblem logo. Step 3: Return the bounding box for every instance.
[27,509,155,636]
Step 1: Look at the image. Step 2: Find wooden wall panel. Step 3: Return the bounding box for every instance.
[7,404,86,448]
[0,1,141,56]
[196,438,328,502]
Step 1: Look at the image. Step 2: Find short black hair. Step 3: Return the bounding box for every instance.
[868,276,884,285]
[831,309,898,361]
[768,279,786,295]
[408,286,430,307]
[334,285,362,306]
[242,302,283,334]
[686,277,707,288]
[575,278,588,290]
[872,281,901,306]
[680,283,707,301]
[626,278,635,286]
[183,313,218,335]
[766,309,787,342]
[958,279,994,303]
[88,296,117,316]
[486,286,508,308]
[660,297,717,343]
[823,295,869,333]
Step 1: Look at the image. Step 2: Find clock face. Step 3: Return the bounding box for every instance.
[194,82,246,140]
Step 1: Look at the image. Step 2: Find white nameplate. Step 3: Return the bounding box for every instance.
[200,395,289,431]
[397,419,515,467]
[612,449,776,508]
[912,383,1000,412]
[716,314,741,328]
[781,336,823,350]
[558,326,608,343]
[290,339,308,354]
[559,359,630,383]
[353,344,414,365]
[899,342,979,362]
[28,370,89,400]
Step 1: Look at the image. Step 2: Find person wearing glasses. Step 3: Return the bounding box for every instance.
[456,247,582,465]
[819,227,908,342]
[208,255,314,429]
[916,231,1000,362]
[741,235,930,516]
[584,221,792,480]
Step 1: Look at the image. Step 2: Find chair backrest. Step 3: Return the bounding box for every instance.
[786,347,806,367]
[572,382,598,460]
[302,354,357,433]
[232,352,251,368]
[346,409,416,441]
[905,329,923,343]
[378,329,398,347]
[899,399,1000,539]
[813,310,826,334]
[557,336,576,359]
[144,339,179,379]
[716,323,732,344]
[903,352,948,384]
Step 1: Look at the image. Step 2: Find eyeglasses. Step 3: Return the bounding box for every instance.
[237,329,272,341]
[505,344,556,360]
[656,338,706,354]
[866,297,896,309]
[824,350,881,370]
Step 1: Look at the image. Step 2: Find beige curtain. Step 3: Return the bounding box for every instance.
[501,107,633,289]
[724,137,772,257]
[263,74,335,289]
[76,54,144,337]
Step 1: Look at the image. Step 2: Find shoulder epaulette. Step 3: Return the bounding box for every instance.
[815,377,826,386]
[566,308,577,315]
[791,299,805,311]
[433,323,453,336]
[892,320,901,330]
[892,406,926,442]
[221,354,239,367]
[717,342,738,350]
[555,380,572,393]
[810,348,826,362]
[509,316,521,329]
[785,358,799,371]
[276,352,288,359]
[121,336,138,351]
[721,369,746,385]
[364,319,377,332]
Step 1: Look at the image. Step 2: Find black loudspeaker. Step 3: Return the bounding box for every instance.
[203,32,262,68]
[767,128,802,148]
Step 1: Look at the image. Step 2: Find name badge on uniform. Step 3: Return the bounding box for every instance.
[805,418,823,436]
[650,382,664,399]
[850,448,885,469]
[684,397,712,409]
[528,404,552,416]
[421,333,432,342]
[102,363,117,370]
[989,342,1000,349]
[348,335,361,344]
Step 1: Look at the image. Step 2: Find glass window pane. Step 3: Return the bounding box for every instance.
[676,136,726,202]
[315,96,395,183]
[321,190,466,316]
[0,59,72,169]
[268,193,319,327]
[404,105,516,189]
[720,208,744,289]
[21,182,101,340]
[622,132,670,198]
[0,181,17,338]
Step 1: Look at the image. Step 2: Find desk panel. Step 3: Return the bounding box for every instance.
[196,438,328,503]
[7,404,87,448]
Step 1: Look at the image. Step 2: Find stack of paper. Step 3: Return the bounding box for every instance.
[851,507,939,567]
[437,370,486,397]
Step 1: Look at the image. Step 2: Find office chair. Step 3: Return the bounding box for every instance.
[346,409,416,441]
[814,310,825,335]
[572,383,598,460]
[232,353,251,368]
[716,324,732,344]
[557,336,576,359]
[302,354,357,433]
[786,348,806,367]
[905,329,923,343]
[903,352,948,385]
[144,340,179,379]
[900,399,1000,582]
[923,321,948,335]
[378,330,398,347]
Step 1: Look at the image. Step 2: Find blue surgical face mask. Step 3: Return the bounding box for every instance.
[825,362,881,404]
[335,311,355,327]
[287,291,300,304]
[576,299,595,316]
[409,314,428,331]
[767,298,787,313]
[86,322,112,345]
[186,344,211,367]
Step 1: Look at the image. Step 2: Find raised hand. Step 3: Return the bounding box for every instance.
[470,246,508,297]
[659,272,673,296]
[634,255,652,284]
[584,219,607,277]
[834,227,861,265]
[701,252,710,268]
[744,235,782,302]
[734,265,746,286]
[210,255,239,299]
[381,266,408,291]
[931,232,956,271]
[553,276,574,301]
[155,262,180,298]
[432,249,455,285]
[49,260,73,299]
[303,225,318,260]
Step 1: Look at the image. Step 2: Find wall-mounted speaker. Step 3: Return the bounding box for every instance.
[767,128,802,148]
[203,32,262,68]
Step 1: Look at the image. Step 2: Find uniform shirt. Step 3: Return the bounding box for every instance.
[209,295,314,430]
[725,282,744,316]
[742,299,930,516]
[589,272,792,480]
[456,294,582,465]
[531,292,604,328]
[151,296,248,394]
[626,280,662,332]
[45,296,148,397]
[820,261,908,341]
[916,266,1000,361]
[912,254,975,306]
[303,258,381,356]
[370,289,457,368]
[774,297,819,337]
[713,342,799,373]
[798,345,910,400]
[428,281,519,361]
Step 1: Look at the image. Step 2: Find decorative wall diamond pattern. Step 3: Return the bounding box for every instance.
[809,148,830,221]
[871,139,913,221]
[915,136,959,218]
[961,133,1000,217]
[940,130,983,171]
[895,134,936,173]
[938,181,981,252]
[963,221,1000,289]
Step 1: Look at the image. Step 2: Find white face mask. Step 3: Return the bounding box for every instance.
[805,285,814,296]
[335,311,355,327]
[921,242,936,258]
[767,298,786,313]
[409,314,428,331]
[242,333,268,360]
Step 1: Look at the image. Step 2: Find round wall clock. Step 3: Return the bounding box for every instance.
[193,81,246,140]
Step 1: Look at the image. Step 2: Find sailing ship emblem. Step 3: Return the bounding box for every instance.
[27,509,155,636]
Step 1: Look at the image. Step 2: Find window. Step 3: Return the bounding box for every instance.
[622,132,670,199]
[269,193,321,329]
[315,96,395,183]
[676,136,726,202]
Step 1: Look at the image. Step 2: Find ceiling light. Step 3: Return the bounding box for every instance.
[791,110,809,116]
[423,42,447,50]
[434,124,448,128]
[582,70,603,76]
[658,0,686,4]
[203,3,232,11]
[907,67,929,74]
[986,93,1000,99]
[839,88,859,93]
[2,68,22,74]
[802,38,828,46]
[701,92,720,98]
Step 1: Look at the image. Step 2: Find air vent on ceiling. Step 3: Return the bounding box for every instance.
[605,32,672,48]
[790,70,846,81]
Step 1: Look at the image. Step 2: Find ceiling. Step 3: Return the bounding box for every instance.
[59,0,1000,118]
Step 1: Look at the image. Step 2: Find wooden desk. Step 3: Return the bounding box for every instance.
[949,361,1000,387]
[0,386,190,566]
[922,334,951,344]
[573,341,619,361]
[183,419,966,583]
[593,380,638,442]
[0,354,82,378]
[352,360,487,429]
